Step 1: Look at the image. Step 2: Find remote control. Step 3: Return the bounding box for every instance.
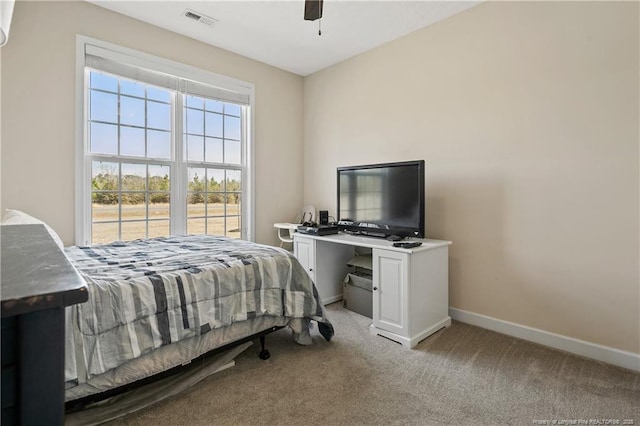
[392,242,422,248]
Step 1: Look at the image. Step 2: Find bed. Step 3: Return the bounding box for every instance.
[61,233,333,405]
[2,209,332,411]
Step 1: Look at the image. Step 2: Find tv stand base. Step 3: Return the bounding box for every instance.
[349,230,404,241]
[370,317,451,348]
[293,233,452,350]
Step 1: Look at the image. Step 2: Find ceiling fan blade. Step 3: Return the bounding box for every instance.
[304,0,323,21]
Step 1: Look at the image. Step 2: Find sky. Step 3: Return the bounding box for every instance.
[88,70,242,173]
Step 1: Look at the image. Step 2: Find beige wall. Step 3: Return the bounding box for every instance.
[0,0,304,246]
[304,2,639,353]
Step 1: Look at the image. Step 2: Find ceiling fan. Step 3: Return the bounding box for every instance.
[304,0,324,35]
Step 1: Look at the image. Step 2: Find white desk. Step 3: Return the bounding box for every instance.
[273,223,299,246]
[293,232,452,348]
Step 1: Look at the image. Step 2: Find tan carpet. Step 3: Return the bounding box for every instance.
[107,303,640,425]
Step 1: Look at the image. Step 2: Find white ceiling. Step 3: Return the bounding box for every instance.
[88,1,479,76]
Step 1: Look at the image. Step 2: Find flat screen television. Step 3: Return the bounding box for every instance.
[337,160,425,239]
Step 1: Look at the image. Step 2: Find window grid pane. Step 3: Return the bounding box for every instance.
[88,71,176,243]
[185,164,242,238]
[86,69,246,243]
[184,93,243,238]
[88,70,172,161]
[91,160,171,242]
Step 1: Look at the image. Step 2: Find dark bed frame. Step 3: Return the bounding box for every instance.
[65,325,284,413]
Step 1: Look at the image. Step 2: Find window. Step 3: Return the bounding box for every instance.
[184,95,243,238]
[77,37,254,245]
[88,72,173,243]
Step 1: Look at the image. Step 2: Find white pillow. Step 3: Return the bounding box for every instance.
[1,209,65,249]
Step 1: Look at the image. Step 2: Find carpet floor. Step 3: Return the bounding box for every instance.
[108,303,640,425]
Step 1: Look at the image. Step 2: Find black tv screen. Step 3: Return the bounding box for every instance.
[337,160,425,239]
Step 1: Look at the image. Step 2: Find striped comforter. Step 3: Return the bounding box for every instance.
[64,235,333,384]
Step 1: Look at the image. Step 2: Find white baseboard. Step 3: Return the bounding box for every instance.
[449,308,640,372]
[323,295,343,305]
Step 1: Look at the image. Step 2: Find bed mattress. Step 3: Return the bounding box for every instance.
[63,235,333,394]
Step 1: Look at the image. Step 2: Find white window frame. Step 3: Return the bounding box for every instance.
[75,35,255,245]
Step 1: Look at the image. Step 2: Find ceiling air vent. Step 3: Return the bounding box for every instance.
[183,9,218,26]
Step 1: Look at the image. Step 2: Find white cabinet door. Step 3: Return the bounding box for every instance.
[373,249,408,336]
[293,237,315,283]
